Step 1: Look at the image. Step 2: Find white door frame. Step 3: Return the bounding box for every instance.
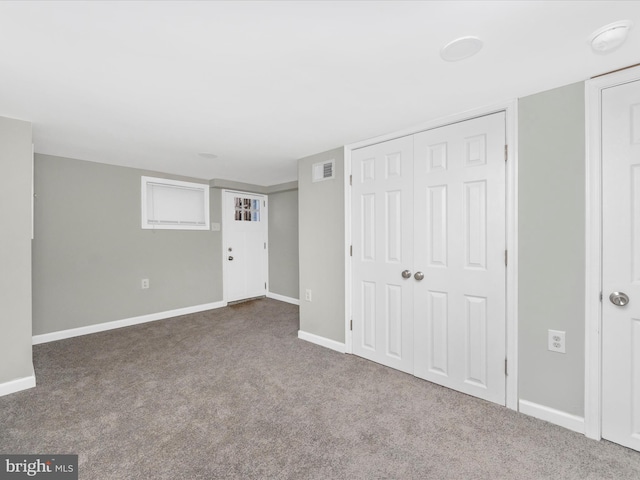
[344,100,519,410]
[221,189,269,303]
[584,65,640,440]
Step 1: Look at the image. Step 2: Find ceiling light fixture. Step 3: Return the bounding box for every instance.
[197,153,218,160]
[589,20,632,54]
[440,36,483,62]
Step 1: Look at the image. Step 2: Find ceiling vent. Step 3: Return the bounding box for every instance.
[312,159,335,182]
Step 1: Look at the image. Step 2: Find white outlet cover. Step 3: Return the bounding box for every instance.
[211,222,221,231]
[548,329,566,353]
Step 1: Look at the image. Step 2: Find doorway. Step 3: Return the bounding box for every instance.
[222,190,268,303]
[350,111,509,405]
[586,66,640,451]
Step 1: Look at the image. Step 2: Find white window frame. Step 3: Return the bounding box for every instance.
[141,176,210,230]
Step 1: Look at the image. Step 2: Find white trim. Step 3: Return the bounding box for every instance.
[0,370,36,397]
[519,399,586,434]
[343,100,519,410]
[298,330,346,354]
[584,65,640,441]
[344,146,353,354]
[504,100,519,411]
[267,292,299,305]
[32,301,227,345]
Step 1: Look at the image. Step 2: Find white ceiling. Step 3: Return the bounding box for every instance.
[1,1,640,186]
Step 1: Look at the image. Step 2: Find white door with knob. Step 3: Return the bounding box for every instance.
[223,190,268,303]
[601,79,640,451]
[351,136,415,374]
[413,113,506,404]
[351,113,506,404]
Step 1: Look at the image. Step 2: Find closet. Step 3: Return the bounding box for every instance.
[351,112,507,404]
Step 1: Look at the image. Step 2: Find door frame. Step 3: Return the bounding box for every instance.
[221,189,269,303]
[584,65,640,440]
[343,100,519,411]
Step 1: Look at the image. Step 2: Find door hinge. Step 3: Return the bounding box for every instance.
[350,174,352,186]
[263,200,266,207]
[264,242,267,249]
[505,359,508,376]
[504,145,508,162]
[350,245,353,256]
[600,292,603,302]
[505,250,508,266]
[350,319,353,331]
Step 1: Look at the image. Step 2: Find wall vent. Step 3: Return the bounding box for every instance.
[312,159,335,182]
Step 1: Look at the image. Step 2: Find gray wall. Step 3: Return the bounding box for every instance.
[0,116,34,384]
[268,189,299,299]
[296,83,588,417]
[298,148,345,342]
[33,154,222,335]
[518,82,586,416]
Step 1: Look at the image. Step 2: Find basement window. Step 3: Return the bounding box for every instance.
[141,176,210,230]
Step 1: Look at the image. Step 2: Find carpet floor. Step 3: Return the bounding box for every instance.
[2,298,639,479]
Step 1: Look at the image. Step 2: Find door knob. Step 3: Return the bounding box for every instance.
[228,256,234,261]
[609,292,629,306]
[401,270,412,279]
[414,271,424,281]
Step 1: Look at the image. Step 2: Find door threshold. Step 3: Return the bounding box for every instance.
[227,296,266,306]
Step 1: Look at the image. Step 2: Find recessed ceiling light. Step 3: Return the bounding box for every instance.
[197,152,218,160]
[440,36,483,62]
[590,20,632,54]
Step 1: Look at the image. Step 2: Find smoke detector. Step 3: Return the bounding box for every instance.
[440,36,483,62]
[590,20,632,54]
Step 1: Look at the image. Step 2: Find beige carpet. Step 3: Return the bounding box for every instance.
[2,298,639,479]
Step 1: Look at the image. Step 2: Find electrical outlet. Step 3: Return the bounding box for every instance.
[548,329,566,353]
[141,278,149,289]
[305,289,312,302]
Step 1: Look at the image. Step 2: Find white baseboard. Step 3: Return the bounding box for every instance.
[267,292,300,305]
[519,399,585,434]
[298,330,345,353]
[33,301,228,345]
[0,370,36,397]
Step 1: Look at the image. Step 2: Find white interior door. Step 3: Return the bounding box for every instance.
[413,113,506,404]
[602,79,640,451]
[351,136,414,374]
[351,113,507,405]
[223,190,268,303]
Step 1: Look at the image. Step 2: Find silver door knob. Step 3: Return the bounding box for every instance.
[401,270,412,279]
[228,256,234,261]
[414,271,424,281]
[609,292,629,306]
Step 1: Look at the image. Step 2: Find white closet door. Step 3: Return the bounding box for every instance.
[351,136,415,374]
[413,113,506,404]
[602,79,640,452]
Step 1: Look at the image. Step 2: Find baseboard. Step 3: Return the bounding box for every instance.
[298,330,345,354]
[0,370,36,397]
[267,292,300,305]
[519,399,585,434]
[33,301,228,345]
